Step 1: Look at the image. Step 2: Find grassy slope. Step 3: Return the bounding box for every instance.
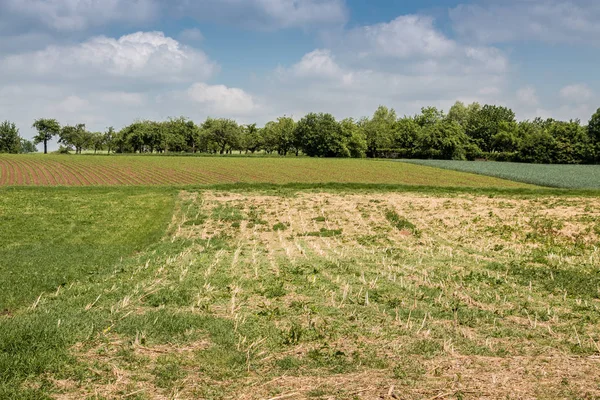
[0,155,537,188]
[1,186,600,399]
[0,187,175,309]
[399,159,600,189]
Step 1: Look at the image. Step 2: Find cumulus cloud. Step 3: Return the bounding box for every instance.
[1,2,596,148]
[517,86,539,107]
[560,84,593,103]
[280,49,354,86]
[450,0,600,44]
[179,28,204,43]
[271,14,509,118]
[187,83,257,115]
[0,31,217,85]
[1,0,159,31]
[0,0,347,35]
[344,15,456,60]
[331,14,508,78]
[0,31,258,143]
[173,0,348,30]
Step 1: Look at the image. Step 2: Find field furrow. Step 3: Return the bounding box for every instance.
[0,155,540,188]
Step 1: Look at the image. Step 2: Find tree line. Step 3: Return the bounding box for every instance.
[0,121,37,154]
[3,102,600,163]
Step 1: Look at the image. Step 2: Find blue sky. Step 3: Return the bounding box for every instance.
[0,0,598,148]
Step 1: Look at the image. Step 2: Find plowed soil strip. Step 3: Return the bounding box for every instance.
[21,158,50,185]
[175,165,227,185]
[124,164,172,185]
[54,162,86,186]
[61,160,99,185]
[0,159,9,185]
[18,158,39,185]
[88,161,146,185]
[89,164,128,185]
[108,160,174,185]
[39,159,69,185]
[74,160,121,186]
[5,158,21,185]
[162,166,208,185]
[138,161,203,185]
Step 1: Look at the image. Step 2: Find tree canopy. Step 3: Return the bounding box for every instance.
[3,104,599,163]
[0,121,21,154]
[32,118,61,154]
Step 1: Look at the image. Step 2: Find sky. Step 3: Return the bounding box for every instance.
[0,0,599,150]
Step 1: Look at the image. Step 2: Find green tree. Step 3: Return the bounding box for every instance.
[415,120,468,160]
[32,118,61,154]
[202,118,241,154]
[446,101,469,127]
[59,124,91,154]
[466,105,516,152]
[492,121,520,153]
[104,127,116,154]
[295,113,348,157]
[588,108,600,161]
[165,117,197,153]
[364,106,397,157]
[340,118,367,158]
[19,139,37,154]
[415,106,445,127]
[242,124,263,153]
[90,132,105,154]
[548,120,591,164]
[0,121,21,154]
[262,121,278,154]
[270,116,296,156]
[394,117,421,155]
[517,121,555,164]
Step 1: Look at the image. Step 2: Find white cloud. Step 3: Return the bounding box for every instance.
[330,14,508,79]
[2,0,159,31]
[187,83,257,115]
[479,87,501,96]
[175,0,348,30]
[96,91,147,106]
[560,84,593,103]
[0,0,346,34]
[282,49,353,85]
[179,28,204,42]
[51,95,89,113]
[0,31,257,143]
[450,0,600,44]
[344,15,456,59]
[1,31,217,84]
[517,86,539,107]
[271,14,509,118]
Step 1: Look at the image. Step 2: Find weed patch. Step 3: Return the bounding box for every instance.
[385,209,420,236]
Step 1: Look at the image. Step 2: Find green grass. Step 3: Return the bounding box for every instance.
[301,228,343,237]
[384,209,420,236]
[400,159,600,189]
[1,185,600,399]
[0,154,539,188]
[0,187,175,309]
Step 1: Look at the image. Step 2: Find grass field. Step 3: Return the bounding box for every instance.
[400,160,600,189]
[0,155,536,188]
[1,185,600,399]
[0,187,174,309]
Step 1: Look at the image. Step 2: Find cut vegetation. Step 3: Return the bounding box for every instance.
[1,186,599,399]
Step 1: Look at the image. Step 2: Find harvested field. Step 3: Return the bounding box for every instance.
[4,188,599,399]
[0,155,538,188]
